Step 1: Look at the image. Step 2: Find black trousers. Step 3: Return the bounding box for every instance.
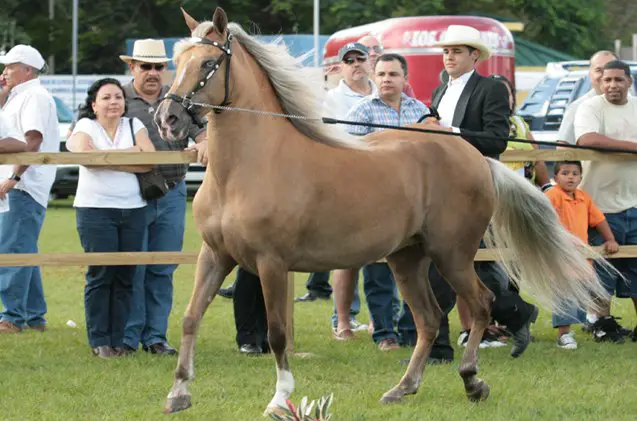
[429,261,536,360]
[305,272,332,297]
[232,268,269,351]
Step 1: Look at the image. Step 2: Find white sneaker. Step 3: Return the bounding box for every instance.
[459,330,507,348]
[557,333,578,350]
[350,319,369,332]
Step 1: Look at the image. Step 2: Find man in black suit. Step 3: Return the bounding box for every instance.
[424,25,538,363]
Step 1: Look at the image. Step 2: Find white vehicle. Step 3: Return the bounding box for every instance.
[517,60,637,143]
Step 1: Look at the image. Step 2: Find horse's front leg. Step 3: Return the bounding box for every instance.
[258,258,295,416]
[164,244,235,414]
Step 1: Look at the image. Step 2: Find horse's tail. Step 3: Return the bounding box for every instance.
[484,158,611,314]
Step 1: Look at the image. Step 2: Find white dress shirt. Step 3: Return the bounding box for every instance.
[0,79,59,208]
[437,70,475,133]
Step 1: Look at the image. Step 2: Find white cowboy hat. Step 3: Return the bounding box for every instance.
[435,25,491,60]
[119,39,170,64]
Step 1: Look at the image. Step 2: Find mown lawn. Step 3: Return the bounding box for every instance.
[1,200,636,420]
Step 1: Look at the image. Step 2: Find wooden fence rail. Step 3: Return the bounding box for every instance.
[0,148,636,166]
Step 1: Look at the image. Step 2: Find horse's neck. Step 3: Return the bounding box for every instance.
[207,59,290,187]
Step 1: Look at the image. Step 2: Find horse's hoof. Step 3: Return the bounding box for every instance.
[467,379,490,402]
[380,389,404,404]
[164,395,192,414]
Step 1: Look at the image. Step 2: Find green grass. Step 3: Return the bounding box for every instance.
[1,200,636,420]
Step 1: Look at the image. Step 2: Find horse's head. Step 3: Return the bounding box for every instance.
[155,7,233,142]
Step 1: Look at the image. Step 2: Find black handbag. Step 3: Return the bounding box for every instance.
[129,118,170,201]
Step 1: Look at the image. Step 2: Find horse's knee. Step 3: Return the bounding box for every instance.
[267,324,286,353]
[175,364,190,381]
[182,316,197,335]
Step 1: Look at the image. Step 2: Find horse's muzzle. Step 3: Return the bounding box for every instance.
[154,100,192,143]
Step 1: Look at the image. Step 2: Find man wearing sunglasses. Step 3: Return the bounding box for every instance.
[119,39,207,356]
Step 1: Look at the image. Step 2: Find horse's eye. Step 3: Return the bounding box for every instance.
[203,60,215,69]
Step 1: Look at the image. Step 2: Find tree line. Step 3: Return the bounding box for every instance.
[1,0,635,74]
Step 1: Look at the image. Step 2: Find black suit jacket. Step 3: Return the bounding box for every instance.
[431,72,510,158]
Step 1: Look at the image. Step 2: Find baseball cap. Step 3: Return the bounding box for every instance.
[0,45,46,70]
[337,43,369,62]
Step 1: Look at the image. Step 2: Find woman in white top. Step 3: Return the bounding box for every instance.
[66,78,155,359]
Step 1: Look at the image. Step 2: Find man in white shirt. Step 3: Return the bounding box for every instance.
[0,44,59,333]
[426,25,538,361]
[557,50,618,144]
[0,109,26,153]
[323,43,377,120]
[573,60,637,343]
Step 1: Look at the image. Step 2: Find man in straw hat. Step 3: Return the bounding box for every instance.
[424,25,539,362]
[119,39,208,356]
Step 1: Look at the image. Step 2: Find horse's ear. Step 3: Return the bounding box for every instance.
[181,7,200,33]
[212,7,228,36]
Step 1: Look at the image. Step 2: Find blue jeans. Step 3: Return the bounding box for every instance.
[125,182,186,348]
[590,207,637,298]
[76,206,147,348]
[552,307,586,328]
[0,190,47,329]
[363,263,416,345]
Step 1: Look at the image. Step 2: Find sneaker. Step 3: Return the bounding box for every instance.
[591,316,626,344]
[349,319,369,333]
[377,338,400,351]
[481,330,508,348]
[557,333,578,350]
[457,329,507,348]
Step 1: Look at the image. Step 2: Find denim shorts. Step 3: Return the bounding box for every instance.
[589,207,637,298]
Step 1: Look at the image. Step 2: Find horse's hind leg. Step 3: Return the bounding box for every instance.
[433,253,493,402]
[258,258,295,416]
[381,245,441,404]
[164,243,236,414]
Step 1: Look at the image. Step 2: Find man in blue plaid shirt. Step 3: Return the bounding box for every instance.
[346,53,429,136]
[343,53,429,351]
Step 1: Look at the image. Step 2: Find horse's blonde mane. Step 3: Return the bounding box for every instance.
[173,21,368,150]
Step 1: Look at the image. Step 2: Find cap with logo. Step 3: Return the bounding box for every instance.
[337,43,369,62]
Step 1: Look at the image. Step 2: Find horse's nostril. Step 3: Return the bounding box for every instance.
[166,114,179,126]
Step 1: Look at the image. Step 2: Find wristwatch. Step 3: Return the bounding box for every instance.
[8,173,21,182]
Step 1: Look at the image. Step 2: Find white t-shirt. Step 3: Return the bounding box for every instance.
[0,79,59,208]
[72,117,147,209]
[0,109,23,141]
[573,95,637,213]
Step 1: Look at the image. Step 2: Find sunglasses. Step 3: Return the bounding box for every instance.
[368,45,384,54]
[139,63,165,71]
[343,56,368,65]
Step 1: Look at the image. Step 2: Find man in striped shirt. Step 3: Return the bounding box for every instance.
[346,54,429,136]
[339,54,429,350]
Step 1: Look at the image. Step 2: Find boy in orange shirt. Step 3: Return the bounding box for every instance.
[545,161,618,349]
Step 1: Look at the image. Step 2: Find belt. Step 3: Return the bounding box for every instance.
[166,180,180,190]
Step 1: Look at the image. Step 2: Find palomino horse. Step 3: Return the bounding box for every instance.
[155,7,609,416]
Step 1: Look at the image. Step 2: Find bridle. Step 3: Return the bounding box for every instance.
[163,34,233,126]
